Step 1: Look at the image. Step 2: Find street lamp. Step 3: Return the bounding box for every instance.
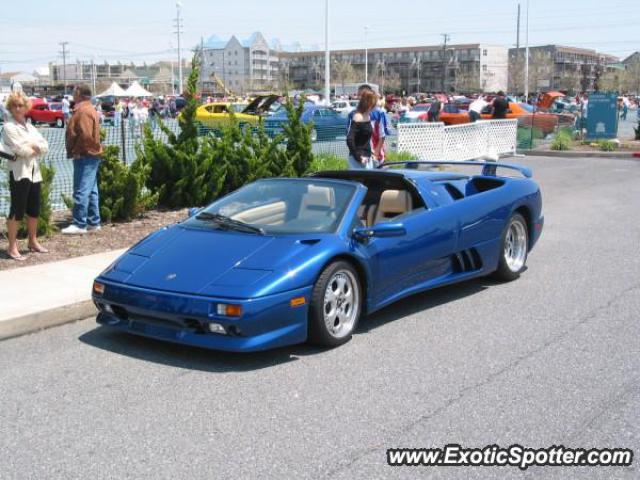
[364,25,370,84]
[324,0,330,105]
[175,1,184,94]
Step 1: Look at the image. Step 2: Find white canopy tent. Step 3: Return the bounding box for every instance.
[96,82,127,97]
[124,81,153,97]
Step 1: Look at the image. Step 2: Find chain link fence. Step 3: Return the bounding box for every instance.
[0,118,399,216]
[0,119,180,216]
[516,110,579,152]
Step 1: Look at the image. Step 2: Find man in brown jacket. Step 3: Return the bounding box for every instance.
[62,84,104,234]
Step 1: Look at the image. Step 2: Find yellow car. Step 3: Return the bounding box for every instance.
[194,95,280,130]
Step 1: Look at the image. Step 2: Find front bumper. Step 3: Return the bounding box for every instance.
[93,281,312,352]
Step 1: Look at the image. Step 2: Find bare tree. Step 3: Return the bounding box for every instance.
[455,66,481,93]
[527,50,554,92]
[598,69,623,92]
[509,50,553,92]
[332,60,358,93]
[556,67,582,94]
[622,61,640,94]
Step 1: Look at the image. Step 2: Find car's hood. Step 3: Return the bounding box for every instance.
[102,225,324,297]
[242,95,280,115]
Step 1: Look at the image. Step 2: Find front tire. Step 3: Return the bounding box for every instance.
[308,261,362,347]
[55,118,64,128]
[494,213,528,281]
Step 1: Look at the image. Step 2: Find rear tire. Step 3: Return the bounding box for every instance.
[55,118,64,128]
[308,261,362,347]
[310,128,318,142]
[493,213,528,281]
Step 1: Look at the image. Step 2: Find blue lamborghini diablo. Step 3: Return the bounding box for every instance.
[92,161,543,352]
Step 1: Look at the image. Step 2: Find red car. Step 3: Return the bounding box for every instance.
[27,99,65,128]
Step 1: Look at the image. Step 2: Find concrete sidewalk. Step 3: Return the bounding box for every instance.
[0,249,126,340]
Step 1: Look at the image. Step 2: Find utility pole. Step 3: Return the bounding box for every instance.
[364,25,369,84]
[200,36,205,93]
[91,55,96,94]
[324,0,331,105]
[59,41,69,94]
[174,1,184,94]
[516,3,520,94]
[169,41,175,95]
[441,34,449,92]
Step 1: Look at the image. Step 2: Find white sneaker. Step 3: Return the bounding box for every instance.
[87,225,102,232]
[61,224,87,235]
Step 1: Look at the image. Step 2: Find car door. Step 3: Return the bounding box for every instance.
[42,106,56,124]
[355,196,458,308]
[32,105,47,123]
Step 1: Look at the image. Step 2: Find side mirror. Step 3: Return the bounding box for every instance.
[353,222,406,240]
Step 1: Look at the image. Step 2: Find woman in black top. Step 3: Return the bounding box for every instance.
[346,90,377,169]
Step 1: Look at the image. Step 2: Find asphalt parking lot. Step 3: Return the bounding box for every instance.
[1,155,639,479]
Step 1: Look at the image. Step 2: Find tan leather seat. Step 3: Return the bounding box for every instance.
[298,185,335,220]
[372,190,412,224]
[232,201,286,225]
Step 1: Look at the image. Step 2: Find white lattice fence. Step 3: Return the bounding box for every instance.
[485,119,518,157]
[396,122,445,159]
[442,122,489,161]
[397,119,518,161]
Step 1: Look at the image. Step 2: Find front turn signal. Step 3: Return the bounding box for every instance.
[93,281,105,295]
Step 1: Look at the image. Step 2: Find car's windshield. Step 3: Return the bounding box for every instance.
[183,179,356,235]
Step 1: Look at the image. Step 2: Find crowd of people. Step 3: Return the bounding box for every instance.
[94,96,181,137]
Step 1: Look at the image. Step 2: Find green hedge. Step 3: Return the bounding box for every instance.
[98,144,157,222]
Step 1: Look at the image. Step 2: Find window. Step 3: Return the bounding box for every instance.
[482,64,487,72]
[483,49,488,56]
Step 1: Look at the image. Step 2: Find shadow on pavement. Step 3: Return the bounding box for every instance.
[78,277,491,372]
[358,278,491,334]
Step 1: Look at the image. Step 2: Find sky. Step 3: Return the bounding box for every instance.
[1,0,638,73]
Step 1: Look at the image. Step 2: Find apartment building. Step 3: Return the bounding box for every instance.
[199,32,280,94]
[280,43,508,94]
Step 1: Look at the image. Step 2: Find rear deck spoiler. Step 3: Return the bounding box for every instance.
[379,161,532,178]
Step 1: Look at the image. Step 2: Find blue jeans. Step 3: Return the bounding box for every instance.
[72,156,101,228]
[348,155,365,169]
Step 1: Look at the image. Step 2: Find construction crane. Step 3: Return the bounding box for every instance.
[211,72,233,97]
